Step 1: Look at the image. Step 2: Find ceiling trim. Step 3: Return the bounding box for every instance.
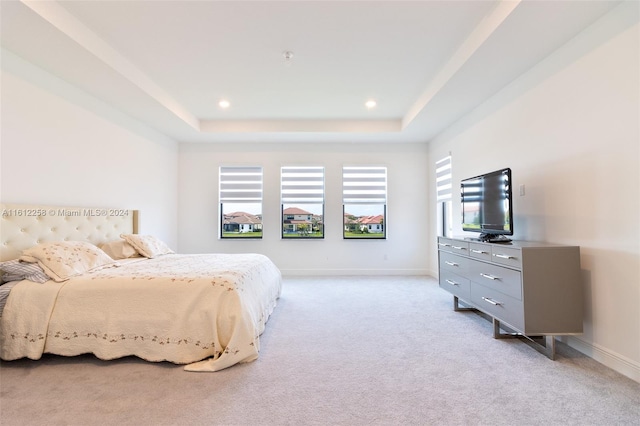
[200,119,402,133]
[402,0,522,129]
[21,0,200,131]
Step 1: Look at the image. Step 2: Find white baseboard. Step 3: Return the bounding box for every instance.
[564,336,640,383]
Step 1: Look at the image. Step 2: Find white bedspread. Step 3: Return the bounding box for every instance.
[0,253,281,372]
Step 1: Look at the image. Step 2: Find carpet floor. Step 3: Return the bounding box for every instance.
[1,276,638,426]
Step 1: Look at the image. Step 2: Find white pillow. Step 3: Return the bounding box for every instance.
[99,240,141,260]
[20,241,117,282]
[120,234,174,258]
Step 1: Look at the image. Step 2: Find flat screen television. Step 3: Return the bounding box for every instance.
[461,167,513,242]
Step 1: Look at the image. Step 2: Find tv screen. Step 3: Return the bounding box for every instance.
[461,168,513,241]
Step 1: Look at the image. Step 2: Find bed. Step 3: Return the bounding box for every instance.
[0,203,282,372]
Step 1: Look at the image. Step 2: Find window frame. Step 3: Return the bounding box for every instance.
[342,166,387,240]
[436,156,453,237]
[280,166,325,239]
[219,166,263,239]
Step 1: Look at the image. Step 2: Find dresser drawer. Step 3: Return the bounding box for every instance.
[470,282,524,332]
[439,251,469,274]
[491,246,522,269]
[469,243,491,262]
[438,238,469,255]
[470,261,522,300]
[439,269,470,302]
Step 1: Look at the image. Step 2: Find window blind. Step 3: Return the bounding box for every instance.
[219,166,263,203]
[342,166,387,204]
[281,167,324,204]
[436,156,452,202]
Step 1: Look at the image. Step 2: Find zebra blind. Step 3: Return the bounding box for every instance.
[219,166,263,203]
[436,156,452,201]
[281,167,325,204]
[342,166,387,204]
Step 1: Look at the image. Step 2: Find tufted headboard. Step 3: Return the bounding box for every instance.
[0,204,138,261]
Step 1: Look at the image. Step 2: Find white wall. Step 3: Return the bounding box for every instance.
[178,142,430,275]
[428,2,639,381]
[0,50,178,246]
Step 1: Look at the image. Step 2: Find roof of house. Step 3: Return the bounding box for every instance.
[283,207,312,215]
[344,215,357,224]
[358,215,384,224]
[224,212,261,224]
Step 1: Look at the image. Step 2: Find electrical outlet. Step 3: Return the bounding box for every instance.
[519,184,525,196]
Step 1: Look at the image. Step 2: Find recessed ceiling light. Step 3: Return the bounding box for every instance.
[365,100,377,109]
[219,100,230,109]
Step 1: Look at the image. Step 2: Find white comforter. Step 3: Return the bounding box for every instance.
[0,253,282,372]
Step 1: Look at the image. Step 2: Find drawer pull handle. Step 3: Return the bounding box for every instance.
[494,254,515,260]
[452,246,466,250]
[482,297,502,306]
[471,249,487,254]
[445,279,459,286]
[438,243,451,247]
[444,261,458,267]
[479,273,499,280]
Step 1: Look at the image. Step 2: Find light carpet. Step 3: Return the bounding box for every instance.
[1,276,638,426]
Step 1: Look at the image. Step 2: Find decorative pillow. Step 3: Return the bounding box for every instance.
[99,240,141,260]
[20,241,117,282]
[120,234,174,258]
[0,259,50,284]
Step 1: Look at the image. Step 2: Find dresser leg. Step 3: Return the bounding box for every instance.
[522,335,557,360]
[492,318,557,360]
[453,296,475,312]
[538,335,557,360]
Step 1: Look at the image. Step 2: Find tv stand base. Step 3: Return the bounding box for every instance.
[478,233,512,243]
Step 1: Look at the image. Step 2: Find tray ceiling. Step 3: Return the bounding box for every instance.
[0,1,621,143]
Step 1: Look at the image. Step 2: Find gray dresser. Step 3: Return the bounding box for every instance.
[437,236,583,359]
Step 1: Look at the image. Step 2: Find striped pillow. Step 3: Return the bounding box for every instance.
[0,259,50,284]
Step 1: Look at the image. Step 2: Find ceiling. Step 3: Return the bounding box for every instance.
[0,0,621,144]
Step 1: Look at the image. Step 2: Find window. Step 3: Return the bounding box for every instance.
[436,156,452,237]
[281,166,324,238]
[219,166,263,239]
[342,166,387,239]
